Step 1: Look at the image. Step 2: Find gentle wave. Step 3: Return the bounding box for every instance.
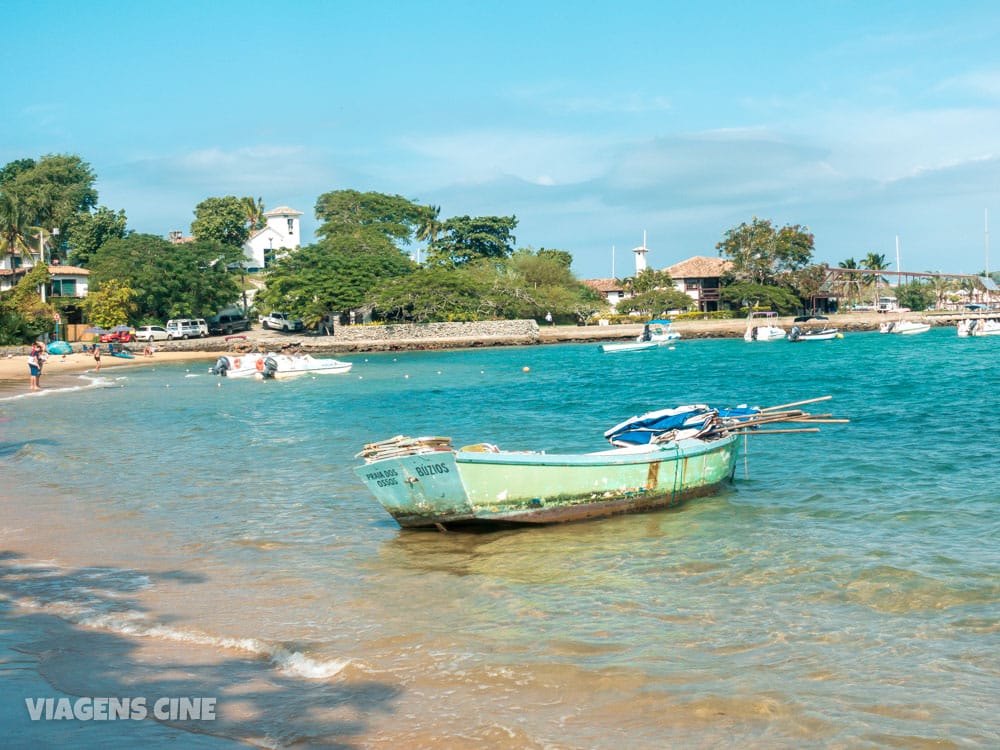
[9,594,351,680]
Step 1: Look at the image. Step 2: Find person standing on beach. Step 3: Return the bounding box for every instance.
[27,345,41,391]
[93,344,102,372]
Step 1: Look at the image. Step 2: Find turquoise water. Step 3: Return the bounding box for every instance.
[1,330,998,748]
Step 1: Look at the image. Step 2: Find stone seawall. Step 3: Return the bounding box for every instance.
[329,319,541,350]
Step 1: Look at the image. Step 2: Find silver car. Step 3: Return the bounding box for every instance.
[135,325,170,342]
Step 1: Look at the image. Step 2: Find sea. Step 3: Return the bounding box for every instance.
[0,328,997,749]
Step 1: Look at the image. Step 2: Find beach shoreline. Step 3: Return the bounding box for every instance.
[0,311,960,390]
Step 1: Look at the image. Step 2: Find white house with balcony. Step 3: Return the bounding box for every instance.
[243,206,303,270]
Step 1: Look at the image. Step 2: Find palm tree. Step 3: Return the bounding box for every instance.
[837,257,863,308]
[862,252,891,306]
[927,274,956,310]
[0,192,37,261]
[242,196,265,234]
[414,205,442,264]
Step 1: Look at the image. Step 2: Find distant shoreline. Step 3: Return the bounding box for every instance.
[0,311,971,392]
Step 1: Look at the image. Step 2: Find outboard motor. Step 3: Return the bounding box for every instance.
[788,325,801,342]
[262,356,279,379]
[210,356,229,376]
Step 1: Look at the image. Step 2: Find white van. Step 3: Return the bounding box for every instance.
[165,318,209,339]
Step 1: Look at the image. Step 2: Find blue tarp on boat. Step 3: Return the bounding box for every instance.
[604,405,761,446]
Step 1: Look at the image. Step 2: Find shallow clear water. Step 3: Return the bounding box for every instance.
[1,330,998,748]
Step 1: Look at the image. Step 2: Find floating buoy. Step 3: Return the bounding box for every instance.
[522,366,530,373]
[404,374,410,379]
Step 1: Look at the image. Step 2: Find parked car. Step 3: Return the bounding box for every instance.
[260,311,304,332]
[134,325,170,342]
[165,318,209,339]
[207,311,251,336]
[99,331,134,343]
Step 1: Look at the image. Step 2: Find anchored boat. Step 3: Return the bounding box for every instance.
[210,352,352,379]
[744,311,786,342]
[355,398,845,530]
[600,319,681,353]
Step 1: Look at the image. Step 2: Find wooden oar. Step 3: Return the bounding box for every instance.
[760,395,832,412]
[731,427,821,434]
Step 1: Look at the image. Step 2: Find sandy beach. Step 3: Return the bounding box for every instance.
[0,349,220,392]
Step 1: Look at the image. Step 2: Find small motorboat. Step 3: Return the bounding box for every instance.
[788,316,840,342]
[880,320,930,335]
[957,318,1000,337]
[210,352,352,379]
[744,311,786,342]
[600,340,659,354]
[600,319,680,353]
[257,353,353,379]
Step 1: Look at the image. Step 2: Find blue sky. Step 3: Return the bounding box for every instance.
[5,0,1000,279]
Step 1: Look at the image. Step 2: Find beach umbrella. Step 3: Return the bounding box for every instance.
[83,326,108,334]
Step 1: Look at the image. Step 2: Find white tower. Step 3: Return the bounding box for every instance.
[633,231,649,275]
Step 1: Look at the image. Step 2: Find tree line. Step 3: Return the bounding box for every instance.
[3,153,987,345]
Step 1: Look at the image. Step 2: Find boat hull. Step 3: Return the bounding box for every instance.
[600,341,659,353]
[957,319,1000,337]
[354,435,740,529]
[744,326,786,342]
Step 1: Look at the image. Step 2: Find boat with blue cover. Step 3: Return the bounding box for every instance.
[355,397,844,529]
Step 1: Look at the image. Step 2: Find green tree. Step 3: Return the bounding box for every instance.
[837,257,863,308]
[0,192,38,260]
[314,190,428,245]
[82,278,137,328]
[617,288,696,317]
[926,274,955,309]
[427,215,518,266]
[0,263,55,343]
[242,196,266,232]
[896,280,934,311]
[191,196,253,247]
[65,206,128,267]
[414,204,442,263]
[89,233,242,321]
[373,265,490,322]
[716,217,814,284]
[718,282,801,314]
[861,252,890,305]
[0,155,98,257]
[260,237,416,322]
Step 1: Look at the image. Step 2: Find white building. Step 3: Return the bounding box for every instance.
[243,206,303,270]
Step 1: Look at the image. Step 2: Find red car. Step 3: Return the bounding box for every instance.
[99,331,134,343]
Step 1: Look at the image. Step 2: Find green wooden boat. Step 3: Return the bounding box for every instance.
[355,433,740,529]
[355,398,844,530]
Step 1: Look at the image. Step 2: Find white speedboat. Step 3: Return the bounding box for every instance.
[600,340,659,354]
[788,316,840,342]
[258,353,352,379]
[880,320,930,335]
[744,311,786,341]
[209,352,268,378]
[957,318,1000,337]
[600,319,679,353]
[210,352,352,379]
[644,319,681,343]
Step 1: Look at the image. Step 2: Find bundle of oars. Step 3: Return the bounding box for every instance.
[707,395,849,438]
[357,435,454,462]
